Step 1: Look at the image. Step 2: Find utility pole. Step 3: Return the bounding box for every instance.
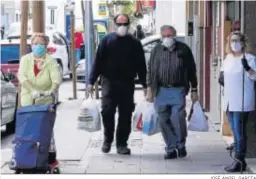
[32,0,45,33]
[84,1,95,92]
[18,0,29,107]
[20,0,29,56]
[70,10,77,99]
[65,1,77,100]
[93,25,99,99]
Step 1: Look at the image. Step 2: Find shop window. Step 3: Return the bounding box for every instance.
[226,1,241,21]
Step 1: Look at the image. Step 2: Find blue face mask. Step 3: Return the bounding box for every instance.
[32,44,46,57]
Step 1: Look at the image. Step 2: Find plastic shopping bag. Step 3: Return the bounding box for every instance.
[142,103,161,136]
[132,101,149,131]
[77,97,101,132]
[187,101,209,132]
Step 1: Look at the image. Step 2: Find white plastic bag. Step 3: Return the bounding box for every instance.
[187,101,209,132]
[141,103,161,136]
[77,98,101,132]
[132,101,149,132]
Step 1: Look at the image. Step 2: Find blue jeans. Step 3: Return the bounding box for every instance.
[75,49,81,63]
[226,111,249,156]
[154,87,187,153]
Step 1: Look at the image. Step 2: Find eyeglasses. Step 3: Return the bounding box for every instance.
[116,23,129,27]
[162,35,174,38]
[231,39,241,43]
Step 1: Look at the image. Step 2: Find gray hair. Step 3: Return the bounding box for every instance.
[31,32,49,45]
[160,25,177,36]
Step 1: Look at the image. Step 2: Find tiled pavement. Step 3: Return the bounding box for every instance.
[1,86,252,174]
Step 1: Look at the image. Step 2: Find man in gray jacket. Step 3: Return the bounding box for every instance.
[146,25,198,159]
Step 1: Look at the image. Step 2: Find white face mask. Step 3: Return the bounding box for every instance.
[231,42,242,53]
[116,26,128,37]
[162,37,175,48]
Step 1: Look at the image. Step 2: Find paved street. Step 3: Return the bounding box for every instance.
[0,80,244,174]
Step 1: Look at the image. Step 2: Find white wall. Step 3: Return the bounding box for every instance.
[45,1,65,34]
[155,0,185,35]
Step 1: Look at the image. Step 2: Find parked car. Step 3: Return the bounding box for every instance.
[45,31,72,78]
[75,34,185,84]
[141,34,185,66]
[76,59,86,83]
[0,70,17,133]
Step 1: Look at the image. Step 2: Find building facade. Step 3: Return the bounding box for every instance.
[155,0,186,35]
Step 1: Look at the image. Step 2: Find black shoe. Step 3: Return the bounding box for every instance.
[164,150,178,160]
[226,143,234,151]
[224,159,247,172]
[101,142,111,153]
[178,147,187,158]
[117,146,131,155]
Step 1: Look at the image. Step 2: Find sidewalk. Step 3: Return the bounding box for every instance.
[0,88,251,174]
[77,95,234,174]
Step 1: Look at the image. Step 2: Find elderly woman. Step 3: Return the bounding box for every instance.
[219,31,256,172]
[17,32,61,170]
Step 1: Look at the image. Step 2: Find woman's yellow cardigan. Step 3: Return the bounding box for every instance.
[18,53,61,106]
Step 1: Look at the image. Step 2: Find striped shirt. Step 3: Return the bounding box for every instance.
[146,41,198,97]
[157,46,185,86]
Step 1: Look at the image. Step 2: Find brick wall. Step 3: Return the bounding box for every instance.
[244,1,256,158]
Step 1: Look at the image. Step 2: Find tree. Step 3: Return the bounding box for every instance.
[106,0,138,25]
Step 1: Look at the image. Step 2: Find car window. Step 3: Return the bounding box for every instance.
[0,44,31,64]
[0,70,4,81]
[45,36,50,45]
[57,33,68,46]
[143,40,160,52]
[176,36,185,43]
[52,34,65,45]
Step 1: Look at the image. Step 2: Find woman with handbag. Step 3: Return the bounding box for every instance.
[219,31,256,172]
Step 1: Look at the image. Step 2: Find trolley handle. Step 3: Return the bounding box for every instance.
[33,93,56,105]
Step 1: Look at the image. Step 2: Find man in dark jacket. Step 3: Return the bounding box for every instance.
[133,25,145,40]
[146,25,198,160]
[87,14,147,155]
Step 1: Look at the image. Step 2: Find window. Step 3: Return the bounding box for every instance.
[52,34,65,45]
[226,1,241,21]
[143,40,160,53]
[0,70,4,81]
[50,9,55,25]
[58,33,68,46]
[16,14,19,22]
[45,36,50,45]
[176,36,185,43]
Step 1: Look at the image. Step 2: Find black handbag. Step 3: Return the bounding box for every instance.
[218,71,224,86]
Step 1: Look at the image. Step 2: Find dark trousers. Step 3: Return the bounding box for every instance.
[101,77,134,147]
[226,111,249,157]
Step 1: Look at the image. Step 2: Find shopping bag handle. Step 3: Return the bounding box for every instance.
[188,101,199,121]
[187,103,194,121]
